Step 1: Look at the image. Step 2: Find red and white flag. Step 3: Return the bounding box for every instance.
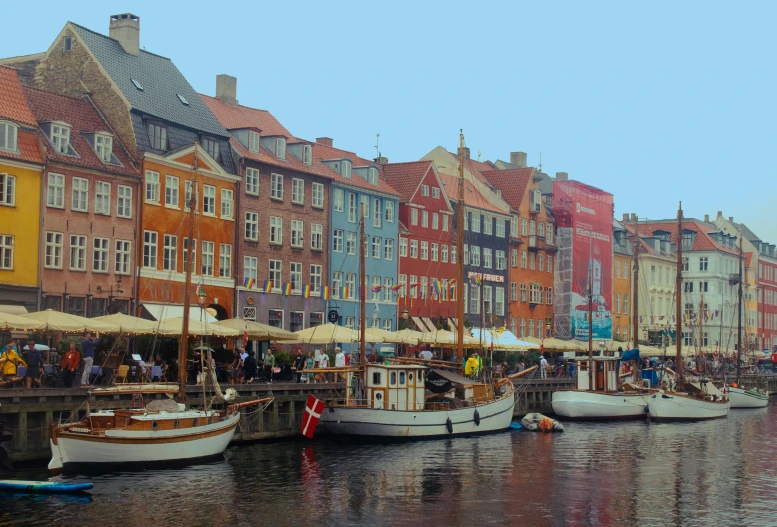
[301,394,326,438]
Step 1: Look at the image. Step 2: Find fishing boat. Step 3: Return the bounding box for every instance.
[49,146,270,472]
[646,203,730,421]
[318,132,523,438]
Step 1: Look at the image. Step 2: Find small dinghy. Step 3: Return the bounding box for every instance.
[520,413,564,433]
[0,480,93,494]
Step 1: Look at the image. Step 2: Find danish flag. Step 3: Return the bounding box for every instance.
[301,394,326,439]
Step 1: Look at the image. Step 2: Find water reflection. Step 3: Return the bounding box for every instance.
[1,406,775,526]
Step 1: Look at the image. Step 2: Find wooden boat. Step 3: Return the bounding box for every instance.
[727,386,769,408]
[0,479,93,494]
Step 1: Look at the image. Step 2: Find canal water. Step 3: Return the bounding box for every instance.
[2,404,775,527]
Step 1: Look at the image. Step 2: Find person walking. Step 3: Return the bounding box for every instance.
[22,339,42,389]
[81,332,99,386]
[304,352,314,383]
[263,349,276,383]
[293,351,305,383]
[335,347,345,382]
[61,342,81,388]
[243,350,257,383]
[0,343,25,377]
[319,351,330,382]
[540,354,548,379]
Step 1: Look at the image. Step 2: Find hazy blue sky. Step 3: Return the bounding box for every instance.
[6,2,777,242]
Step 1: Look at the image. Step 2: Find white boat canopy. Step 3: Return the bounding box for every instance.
[141,302,217,323]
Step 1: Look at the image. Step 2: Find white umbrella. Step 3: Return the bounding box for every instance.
[218,318,299,342]
[93,313,158,334]
[0,311,45,331]
[155,317,241,337]
[21,309,118,333]
[293,323,359,345]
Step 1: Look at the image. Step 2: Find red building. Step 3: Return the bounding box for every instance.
[758,252,777,353]
[384,161,456,328]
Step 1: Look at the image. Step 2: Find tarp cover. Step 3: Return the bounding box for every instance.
[621,348,640,362]
[426,368,471,393]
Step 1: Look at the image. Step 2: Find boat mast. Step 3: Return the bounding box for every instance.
[675,202,683,388]
[455,131,465,363]
[588,263,593,391]
[360,202,366,367]
[699,292,704,374]
[632,217,640,350]
[737,230,743,383]
[179,143,199,403]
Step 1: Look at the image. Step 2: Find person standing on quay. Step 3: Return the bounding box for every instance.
[23,339,42,389]
[81,332,98,386]
[539,354,548,379]
[263,349,276,383]
[61,342,80,388]
[293,350,305,383]
[335,347,346,381]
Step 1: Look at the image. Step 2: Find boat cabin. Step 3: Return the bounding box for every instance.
[574,357,629,392]
[361,364,426,411]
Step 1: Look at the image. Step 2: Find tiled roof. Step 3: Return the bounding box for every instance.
[437,173,506,214]
[730,220,761,243]
[0,66,37,126]
[70,22,228,138]
[199,94,292,137]
[443,150,495,185]
[382,160,434,202]
[636,219,738,255]
[22,85,139,177]
[0,129,43,165]
[480,168,534,211]
[309,141,401,197]
[230,137,334,180]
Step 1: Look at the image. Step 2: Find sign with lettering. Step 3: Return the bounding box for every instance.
[328,310,339,323]
[468,271,505,283]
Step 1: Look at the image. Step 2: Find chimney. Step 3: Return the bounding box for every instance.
[631,213,637,222]
[717,211,723,218]
[316,137,333,147]
[729,216,733,222]
[216,74,238,107]
[374,156,388,164]
[109,14,140,56]
[510,152,527,168]
[704,214,710,223]
[463,147,471,160]
[622,213,629,222]
[555,172,568,181]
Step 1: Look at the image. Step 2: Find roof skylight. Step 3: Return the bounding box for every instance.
[177,94,189,106]
[131,78,144,91]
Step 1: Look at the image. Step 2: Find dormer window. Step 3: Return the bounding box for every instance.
[51,123,71,154]
[341,160,351,178]
[202,137,221,162]
[275,137,286,159]
[303,144,312,165]
[248,131,260,153]
[681,230,696,251]
[368,167,378,185]
[94,134,113,163]
[147,122,168,151]
[0,122,18,153]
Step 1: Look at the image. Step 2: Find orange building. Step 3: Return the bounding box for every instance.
[612,220,633,343]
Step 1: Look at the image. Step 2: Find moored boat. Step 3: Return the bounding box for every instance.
[727,386,769,408]
[647,384,730,421]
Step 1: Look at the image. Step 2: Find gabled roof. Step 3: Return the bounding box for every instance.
[310,141,401,198]
[199,94,292,137]
[480,168,534,211]
[382,160,432,202]
[230,137,334,180]
[636,219,738,255]
[69,22,228,138]
[22,85,138,177]
[437,173,506,215]
[0,66,37,126]
[730,220,761,244]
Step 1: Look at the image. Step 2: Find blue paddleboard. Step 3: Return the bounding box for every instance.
[0,480,93,494]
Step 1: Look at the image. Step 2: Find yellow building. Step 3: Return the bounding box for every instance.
[0,66,44,310]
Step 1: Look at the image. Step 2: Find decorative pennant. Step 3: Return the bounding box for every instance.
[303,285,311,299]
[243,277,255,289]
[322,286,331,300]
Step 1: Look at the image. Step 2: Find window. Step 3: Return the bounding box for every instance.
[291,220,304,248]
[346,231,357,255]
[469,283,480,314]
[520,318,526,336]
[88,237,110,273]
[538,222,545,238]
[289,311,304,332]
[372,276,381,301]
[411,208,418,226]
[45,232,63,268]
[47,173,65,208]
[496,220,505,237]
[372,236,382,259]
[520,218,528,236]
[145,171,160,203]
[385,201,395,222]
[443,215,449,231]
[699,257,708,271]
[164,175,179,208]
[69,235,87,271]
[310,264,322,294]
[699,281,708,293]
[245,212,259,241]
[291,178,304,204]
[270,216,283,245]
[464,245,469,265]
[510,217,518,237]
[246,167,259,195]
[546,223,554,244]
[622,294,627,314]
[422,210,428,228]
[244,256,258,282]
[511,282,517,301]
[0,235,12,269]
[374,199,382,228]
[432,213,439,230]
[521,250,527,269]
[547,255,553,273]
[616,293,621,314]
[684,282,694,293]
[248,131,260,153]
[421,241,428,260]
[269,259,282,285]
[271,173,284,200]
[201,241,214,275]
[384,239,394,260]
[442,245,449,263]
[312,182,324,208]
[361,195,370,218]
[199,137,219,161]
[275,137,286,159]
[408,240,418,259]
[0,174,15,206]
[539,254,544,271]
[333,229,344,252]
[114,185,132,219]
[471,213,480,233]
[682,257,689,272]
[202,185,216,215]
[495,287,505,316]
[528,319,535,337]
[496,250,506,270]
[529,220,536,235]
[483,248,492,268]
[303,144,313,165]
[147,123,168,150]
[334,189,344,212]
[93,134,113,163]
[115,240,131,275]
[431,243,438,261]
[432,187,440,199]
[348,193,357,223]
[311,224,323,250]
[162,235,178,271]
[529,283,542,304]
[383,277,393,301]
[529,253,535,270]
[421,184,429,196]
[51,123,71,154]
[221,189,234,218]
[0,122,18,152]
[471,246,480,266]
[333,271,343,297]
[346,273,356,299]
[218,244,232,278]
[183,238,196,273]
[451,246,457,264]
[420,276,428,299]
[290,262,302,292]
[71,177,88,212]
[399,238,408,257]
[269,309,284,329]
[483,285,492,313]
[483,215,492,235]
[511,249,518,267]
[520,283,527,302]
[177,93,189,106]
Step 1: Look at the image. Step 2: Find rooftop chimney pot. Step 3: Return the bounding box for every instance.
[109,13,140,56]
[215,74,238,107]
[316,137,333,147]
[704,214,710,223]
[631,213,637,222]
[729,216,733,222]
[555,172,568,181]
[509,152,527,168]
[622,213,629,222]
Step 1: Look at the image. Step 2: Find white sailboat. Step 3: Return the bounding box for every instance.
[318,131,521,438]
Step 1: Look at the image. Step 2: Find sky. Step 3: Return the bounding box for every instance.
[6,1,777,243]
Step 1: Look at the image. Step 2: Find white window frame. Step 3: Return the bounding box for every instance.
[94,133,113,163]
[496,220,505,237]
[0,174,15,206]
[385,201,395,222]
[245,167,259,195]
[291,220,304,248]
[47,173,65,209]
[275,137,286,159]
[244,256,258,282]
[334,188,344,212]
[421,184,429,196]
[303,144,313,165]
[333,229,344,253]
[431,243,438,262]
[221,189,234,219]
[71,177,88,212]
[92,237,109,273]
[348,193,357,223]
[219,243,232,278]
[432,213,438,230]
[410,240,418,259]
[270,216,283,245]
[248,131,260,153]
[421,210,428,228]
[411,208,418,226]
[421,241,428,260]
[346,231,357,255]
[471,213,480,233]
[312,182,324,208]
[372,236,382,259]
[203,185,216,215]
[245,211,259,241]
[201,240,215,276]
[163,234,178,272]
[69,234,87,271]
[310,264,322,294]
[0,122,18,153]
[145,170,160,203]
[373,198,382,228]
[269,259,282,285]
[290,262,302,293]
[45,232,64,269]
[292,178,304,205]
[443,215,449,231]
[399,237,408,257]
[384,238,394,261]
[441,244,448,263]
[117,185,132,218]
[0,234,13,270]
[115,240,131,275]
[143,231,158,269]
[51,123,71,154]
[165,175,179,208]
[271,173,284,200]
[311,223,323,250]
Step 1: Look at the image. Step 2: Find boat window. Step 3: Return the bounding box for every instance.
[390,371,397,385]
[408,372,414,383]
[372,372,382,385]
[399,371,406,385]
[579,362,588,371]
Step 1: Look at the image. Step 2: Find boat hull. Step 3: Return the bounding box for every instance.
[646,391,730,421]
[728,387,769,408]
[49,412,240,471]
[551,390,649,420]
[0,480,93,494]
[320,393,515,438]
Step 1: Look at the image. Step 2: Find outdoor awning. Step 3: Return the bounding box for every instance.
[470,328,538,351]
[141,303,217,323]
[0,305,28,315]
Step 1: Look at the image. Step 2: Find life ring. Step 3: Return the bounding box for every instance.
[446,417,453,434]
[474,410,481,426]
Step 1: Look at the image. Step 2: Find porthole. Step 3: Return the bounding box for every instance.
[408,373,414,382]
[152,421,158,430]
[376,393,383,400]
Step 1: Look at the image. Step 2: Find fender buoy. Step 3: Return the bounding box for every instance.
[446,417,453,434]
[474,410,481,426]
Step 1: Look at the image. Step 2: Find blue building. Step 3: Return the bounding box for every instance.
[312,139,400,351]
